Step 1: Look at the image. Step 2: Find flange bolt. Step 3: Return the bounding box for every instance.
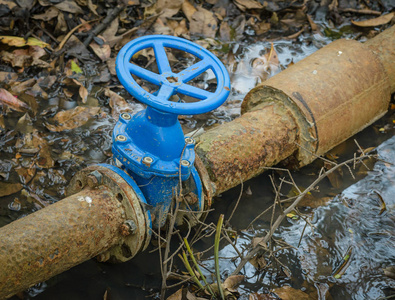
[181,160,190,167]
[185,137,195,145]
[120,219,137,236]
[116,135,127,142]
[121,113,131,120]
[142,156,153,167]
[87,170,102,188]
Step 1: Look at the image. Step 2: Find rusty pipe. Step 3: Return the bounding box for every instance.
[0,187,125,299]
[1,25,394,299]
[196,25,394,196]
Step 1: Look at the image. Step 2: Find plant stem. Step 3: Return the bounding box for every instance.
[184,238,215,297]
[215,214,225,300]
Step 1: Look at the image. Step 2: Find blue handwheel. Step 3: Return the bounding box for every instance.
[116,35,231,115]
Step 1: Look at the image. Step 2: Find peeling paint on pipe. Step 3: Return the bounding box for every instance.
[0,187,125,299]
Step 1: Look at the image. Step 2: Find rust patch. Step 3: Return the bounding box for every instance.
[196,104,298,195]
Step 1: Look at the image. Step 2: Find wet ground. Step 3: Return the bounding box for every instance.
[1,3,395,299]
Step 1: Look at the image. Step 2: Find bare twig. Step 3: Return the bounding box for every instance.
[83,5,125,46]
[232,154,374,275]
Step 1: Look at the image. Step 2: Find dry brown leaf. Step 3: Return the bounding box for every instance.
[89,37,111,62]
[62,78,88,103]
[29,46,46,59]
[352,12,394,27]
[55,12,68,34]
[272,286,312,300]
[87,0,98,15]
[105,88,132,120]
[189,6,218,38]
[15,166,36,184]
[0,182,23,197]
[102,18,119,42]
[223,275,244,292]
[182,0,197,21]
[0,0,17,9]
[54,0,84,14]
[0,72,18,84]
[32,6,59,21]
[45,106,100,132]
[11,78,36,94]
[16,113,34,134]
[145,0,184,21]
[0,88,30,112]
[249,293,277,300]
[106,58,116,75]
[233,0,263,11]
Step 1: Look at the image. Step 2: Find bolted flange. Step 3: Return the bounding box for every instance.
[67,164,152,263]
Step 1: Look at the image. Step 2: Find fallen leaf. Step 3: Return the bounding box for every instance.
[105,88,132,120]
[145,0,184,21]
[106,58,116,75]
[249,254,267,269]
[32,6,59,21]
[233,0,263,11]
[182,0,197,22]
[0,88,30,112]
[189,6,218,38]
[54,0,84,14]
[102,18,119,42]
[62,78,88,103]
[16,113,34,134]
[383,266,395,280]
[0,72,18,84]
[223,275,244,293]
[11,78,36,94]
[45,106,100,132]
[0,36,49,48]
[249,293,277,300]
[89,37,111,61]
[272,286,311,300]
[70,60,83,74]
[351,12,394,27]
[15,166,36,184]
[0,182,23,197]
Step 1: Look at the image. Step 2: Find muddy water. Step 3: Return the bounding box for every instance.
[3,29,395,299]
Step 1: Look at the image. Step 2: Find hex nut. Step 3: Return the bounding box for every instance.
[120,220,137,236]
[185,137,195,145]
[116,135,127,142]
[181,160,190,167]
[87,171,102,188]
[142,156,153,167]
[121,113,131,120]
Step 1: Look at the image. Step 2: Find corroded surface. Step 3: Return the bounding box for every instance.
[242,38,391,166]
[196,103,298,195]
[365,25,395,93]
[0,187,125,299]
[67,165,151,262]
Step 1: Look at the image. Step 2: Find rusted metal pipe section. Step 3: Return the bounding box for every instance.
[1,25,394,299]
[196,25,394,195]
[0,187,123,298]
[0,165,150,299]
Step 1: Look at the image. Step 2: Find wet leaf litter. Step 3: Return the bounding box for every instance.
[0,0,394,299]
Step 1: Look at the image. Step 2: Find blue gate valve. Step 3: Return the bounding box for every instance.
[113,35,230,228]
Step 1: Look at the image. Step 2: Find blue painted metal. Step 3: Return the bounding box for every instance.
[116,35,231,115]
[113,35,230,227]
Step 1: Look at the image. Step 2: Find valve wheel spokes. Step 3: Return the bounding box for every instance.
[116,35,230,115]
